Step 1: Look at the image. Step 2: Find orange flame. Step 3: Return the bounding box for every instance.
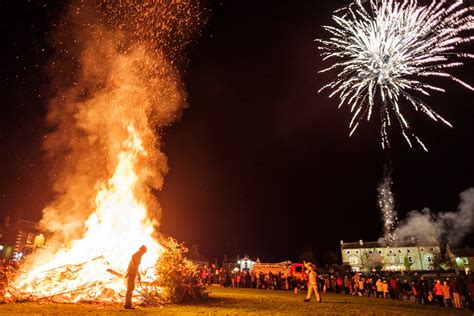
[11,125,162,303]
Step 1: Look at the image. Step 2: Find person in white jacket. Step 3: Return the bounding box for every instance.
[303,263,321,303]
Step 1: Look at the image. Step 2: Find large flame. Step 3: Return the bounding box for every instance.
[8,0,202,303]
[11,126,162,303]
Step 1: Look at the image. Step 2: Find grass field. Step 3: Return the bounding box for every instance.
[0,287,471,315]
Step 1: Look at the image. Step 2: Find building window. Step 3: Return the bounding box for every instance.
[369,251,373,254]
[355,250,359,254]
[23,247,33,255]
[25,233,35,244]
[430,248,434,251]
[346,250,350,254]
[463,258,469,265]
[349,257,359,265]
[408,256,414,263]
[426,256,433,263]
[420,248,424,252]
[389,250,393,253]
[398,250,402,253]
[378,251,382,254]
[407,249,411,253]
[390,257,395,264]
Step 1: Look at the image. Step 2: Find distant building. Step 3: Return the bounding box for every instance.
[237,255,259,271]
[446,245,473,275]
[185,245,209,267]
[221,254,260,272]
[340,240,440,272]
[0,217,46,261]
[222,255,237,272]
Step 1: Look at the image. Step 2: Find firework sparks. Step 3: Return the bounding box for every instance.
[377,169,397,246]
[317,0,474,150]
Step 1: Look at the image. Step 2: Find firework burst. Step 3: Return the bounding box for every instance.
[317,0,474,150]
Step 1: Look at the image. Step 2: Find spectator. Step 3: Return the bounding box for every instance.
[443,281,453,308]
[343,276,351,294]
[433,280,445,307]
[450,277,461,309]
[375,278,383,298]
[382,280,389,299]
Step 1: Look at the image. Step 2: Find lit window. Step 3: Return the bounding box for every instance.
[25,233,35,244]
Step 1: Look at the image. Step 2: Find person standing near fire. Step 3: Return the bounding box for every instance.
[303,263,321,303]
[124,245,147,309]
[0,267,8,304]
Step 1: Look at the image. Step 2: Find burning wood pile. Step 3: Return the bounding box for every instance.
[9,256,128,303]
[8,239,205,305]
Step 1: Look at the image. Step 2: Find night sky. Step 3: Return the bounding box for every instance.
[1,0,473,263]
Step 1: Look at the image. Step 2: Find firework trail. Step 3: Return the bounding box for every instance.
[377,168,397,246]
[317,0,474,150]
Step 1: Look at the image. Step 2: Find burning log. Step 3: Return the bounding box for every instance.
[106,268,123,279]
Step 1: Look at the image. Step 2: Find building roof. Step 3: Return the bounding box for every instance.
[341,241,381,249]
[185,249,209,264]
[340,240,439,250]
[450,248,474,258]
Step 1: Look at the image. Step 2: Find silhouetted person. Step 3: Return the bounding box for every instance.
[124,245,147,309]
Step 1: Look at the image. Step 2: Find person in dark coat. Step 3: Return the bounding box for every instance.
[124,245,147,309]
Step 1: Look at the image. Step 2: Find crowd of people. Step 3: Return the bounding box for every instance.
[198,264,474,310]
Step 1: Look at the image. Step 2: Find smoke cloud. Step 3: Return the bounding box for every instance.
[40,0,203,245]
[393,188,474,246]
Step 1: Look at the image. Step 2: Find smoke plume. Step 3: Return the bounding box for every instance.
[40,0,203,245]
[393,188,474,246]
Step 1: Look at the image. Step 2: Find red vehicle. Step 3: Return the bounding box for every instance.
[290,263,307,280]
[252,261,307,280]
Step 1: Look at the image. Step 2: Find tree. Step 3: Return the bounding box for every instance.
[298,247,315,263]
[403,255,414,271]
[142,238,207,305]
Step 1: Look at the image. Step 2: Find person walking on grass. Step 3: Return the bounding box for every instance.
[304,263,321,303]
[124,245,147,309]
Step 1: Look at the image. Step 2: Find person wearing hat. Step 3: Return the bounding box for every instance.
[304,263,321,303]
[124,245,147,309]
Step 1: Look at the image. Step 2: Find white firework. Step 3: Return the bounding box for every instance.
[377,170,397,246]
[317,0,474,150]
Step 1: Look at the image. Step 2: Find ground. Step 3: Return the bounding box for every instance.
[0,287,470,315]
